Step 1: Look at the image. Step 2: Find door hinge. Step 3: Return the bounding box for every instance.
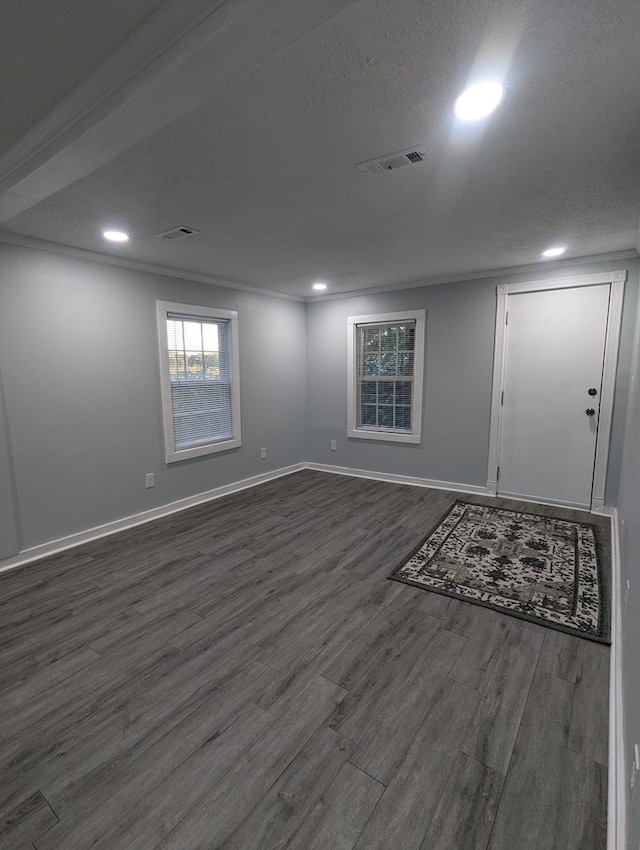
[505,311,509,325]
[501,390,504,405]
[496,466,500,480]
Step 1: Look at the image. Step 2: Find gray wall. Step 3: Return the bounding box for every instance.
[306,259,640,499]
[0,243,307,551]
[0,242,637,559]
[616,284,640,848]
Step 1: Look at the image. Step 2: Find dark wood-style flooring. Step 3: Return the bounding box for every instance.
[0,470,610,849]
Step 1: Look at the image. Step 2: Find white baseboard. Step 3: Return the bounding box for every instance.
[0,461,491,575]
[604,506,625,850]
[0,463,306,576]
[495,489,591,511]
[305,462,490,496]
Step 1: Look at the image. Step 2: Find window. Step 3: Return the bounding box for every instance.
[157,301,241,462]
[347,310,425,443]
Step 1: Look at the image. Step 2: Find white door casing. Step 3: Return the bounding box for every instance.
[0,370,19,560]
[487,270,626,510]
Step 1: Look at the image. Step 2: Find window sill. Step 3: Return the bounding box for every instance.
[347,428,420,444]
[166,437,241,463]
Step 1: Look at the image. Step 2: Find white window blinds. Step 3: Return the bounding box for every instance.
[166,314,232,449]
[157,301,241,463]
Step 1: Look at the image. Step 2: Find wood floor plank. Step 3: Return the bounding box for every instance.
[167,565,307,650]
[286,761,384,850]
[537,628,582,683]
[255,572,366,668]
[0,638,176,740]
[462,623,544,773]
[365,579,426,612]
[0,644,181,816]
[330,622,466,784]
[0,790,58,850]
[487,669,575,850]
[440,596,494,637]
[417,589,455,619]
[353,678,481,850]
[568,640,609,766]
[221,726,354,850]
[448,606,512,690]
[322,604,436,691]
[254,599,381,717]
[170,567,339,655]
[0,646,98,712]
[2,639,269,818]
[420,752,504,850]
[153,677,347,850]
[35,660,277,848]
[338,527,421,583]
[553,749,608,850]
[85,703,273,850]
[87,607,201,656]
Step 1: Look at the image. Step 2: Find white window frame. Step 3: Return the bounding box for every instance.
[347,309,425,444]
[157,301,241,463]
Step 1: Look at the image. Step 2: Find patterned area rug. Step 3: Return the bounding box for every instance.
[389,501,609,643]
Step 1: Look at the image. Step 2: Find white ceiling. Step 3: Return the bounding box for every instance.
[1,0,639,298]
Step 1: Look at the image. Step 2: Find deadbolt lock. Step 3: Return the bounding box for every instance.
[588,388,598,396]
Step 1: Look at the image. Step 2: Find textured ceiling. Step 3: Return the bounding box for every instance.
[2,0,640,297]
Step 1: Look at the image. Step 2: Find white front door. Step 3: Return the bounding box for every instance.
[497,283,611,508]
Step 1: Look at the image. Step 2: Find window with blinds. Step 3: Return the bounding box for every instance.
[157,302,241,462]
[347,310,425,444]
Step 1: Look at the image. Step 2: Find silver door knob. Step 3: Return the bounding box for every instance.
[586,408,595,416]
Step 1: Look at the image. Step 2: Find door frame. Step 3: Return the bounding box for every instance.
[487,269,627,510]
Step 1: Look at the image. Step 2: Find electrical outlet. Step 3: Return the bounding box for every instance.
[330,440,337,451]
[260,447,267,459]
[145,472,155,489]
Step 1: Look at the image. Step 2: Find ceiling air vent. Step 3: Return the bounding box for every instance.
[356,146,429,177]
[156,225,200,241]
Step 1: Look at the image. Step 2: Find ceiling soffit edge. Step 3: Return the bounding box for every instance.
[0,0,235,188]
[0,0,359,223]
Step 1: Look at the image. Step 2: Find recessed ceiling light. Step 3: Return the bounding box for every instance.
[454,82,504,121]
[103,230,129,242]
[312,282,328,291]
[542,245,567,258]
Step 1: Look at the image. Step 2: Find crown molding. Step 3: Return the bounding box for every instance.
[2,231,635,306]
[0,231,304,302]
[306,249,640,302]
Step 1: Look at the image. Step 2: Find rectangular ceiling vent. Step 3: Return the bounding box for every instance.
[156,225,200,241]
[356,146,429,177]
